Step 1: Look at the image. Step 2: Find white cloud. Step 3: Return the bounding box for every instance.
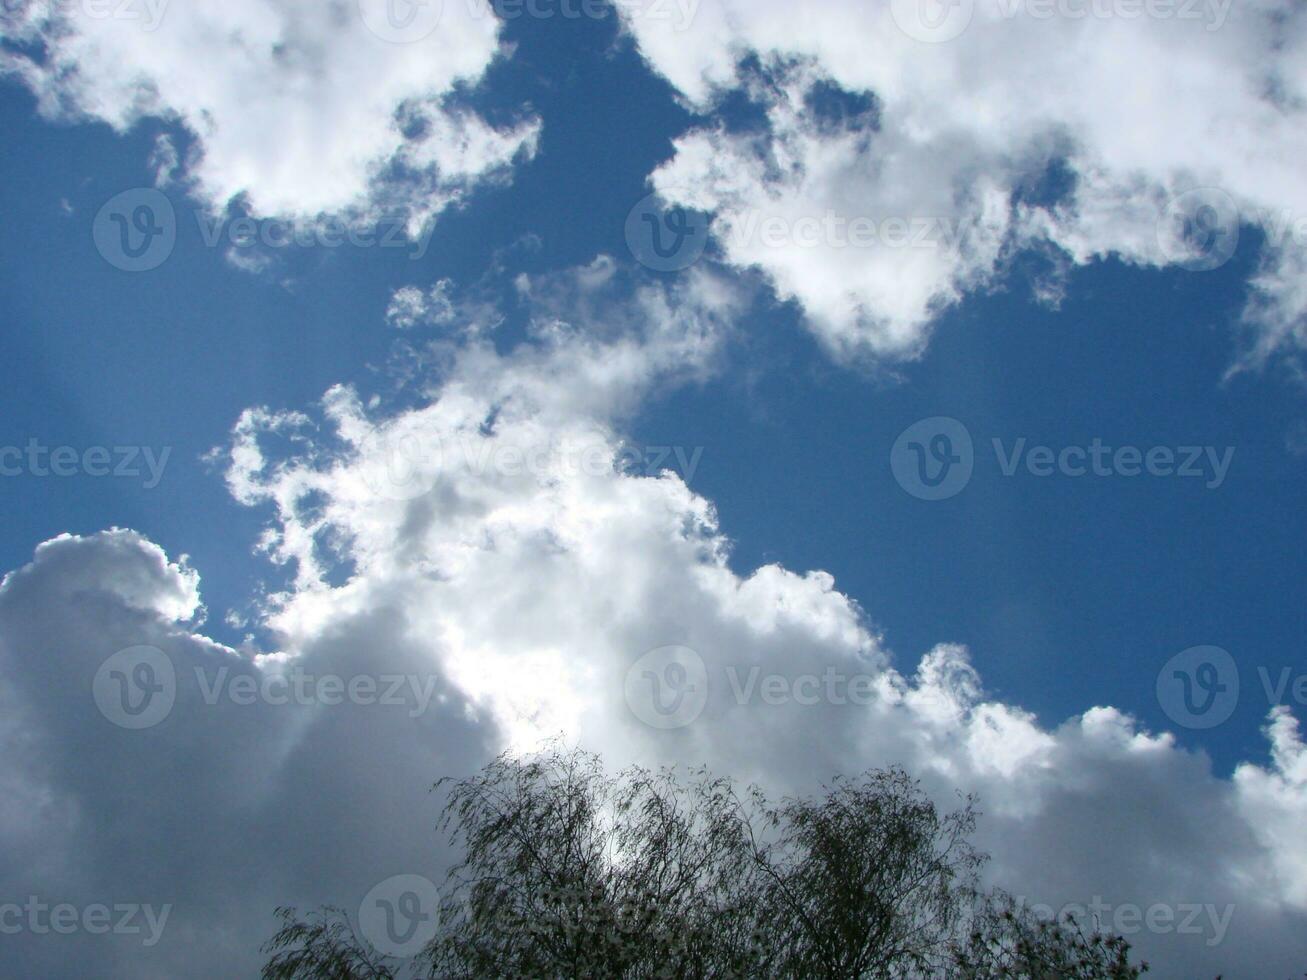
[387,284,452,329]
[1234,708,1307,907]
[148,133,180,187]
[0,267,1300,975]
[385,278,502,335]
[0,0,539,225]
[622,0,1307,363]
[0,528,493,978]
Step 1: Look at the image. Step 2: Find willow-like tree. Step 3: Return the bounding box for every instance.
[261,744,1148,979]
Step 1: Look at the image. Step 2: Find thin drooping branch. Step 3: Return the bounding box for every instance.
[262,745,1151,980]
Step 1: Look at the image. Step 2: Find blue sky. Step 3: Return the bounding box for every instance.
[0,4,690,626]
[3,10,1301,768]
[2,1,1306,976]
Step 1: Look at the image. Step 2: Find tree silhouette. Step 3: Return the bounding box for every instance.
[262,744,1149,979]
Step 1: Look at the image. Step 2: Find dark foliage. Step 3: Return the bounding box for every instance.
[263,745,1150,979]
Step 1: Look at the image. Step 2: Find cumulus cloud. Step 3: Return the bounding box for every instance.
[0,265,1300,976]
[0,0,539,225]
[0,529,492,977]
[1234,708,1307,908]
[385,278,503,335]
[387,283,455,330]
[621,0,1307,363]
